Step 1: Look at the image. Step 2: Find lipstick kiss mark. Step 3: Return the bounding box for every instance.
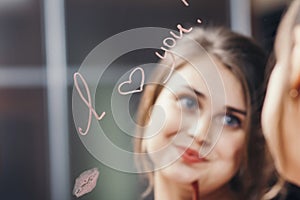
[118,67,145,95]
[73,168,100,198]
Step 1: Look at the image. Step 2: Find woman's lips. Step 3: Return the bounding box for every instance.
[176,146,208,164]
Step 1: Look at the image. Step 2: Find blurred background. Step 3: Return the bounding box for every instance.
[0,0,292,199]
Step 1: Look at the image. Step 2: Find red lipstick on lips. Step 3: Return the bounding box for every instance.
[176,146,208,164]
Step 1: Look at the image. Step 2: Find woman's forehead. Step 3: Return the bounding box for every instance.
[164,60,246,110]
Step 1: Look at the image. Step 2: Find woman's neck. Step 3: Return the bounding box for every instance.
[153,172,238,200]
[200,184,238,200]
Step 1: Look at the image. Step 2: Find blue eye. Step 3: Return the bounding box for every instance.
[222,114,241,128]
[178,96,198,110]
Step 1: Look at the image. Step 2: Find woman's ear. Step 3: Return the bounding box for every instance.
[291,25,300,90]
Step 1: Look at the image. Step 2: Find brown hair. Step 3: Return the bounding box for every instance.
[135,26,271,199]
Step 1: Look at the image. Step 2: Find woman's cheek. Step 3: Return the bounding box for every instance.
[214,132,246,167]
[162,104,184,138]
[144,100,182,152]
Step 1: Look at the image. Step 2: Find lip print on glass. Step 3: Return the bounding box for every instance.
[73,168,100,198]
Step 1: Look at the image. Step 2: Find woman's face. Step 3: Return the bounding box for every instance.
[261,25,300,184]
[143,56,247,195]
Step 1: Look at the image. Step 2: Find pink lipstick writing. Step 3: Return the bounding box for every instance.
[155,21,201,83]
[74,72,106,135]
[181,0,189,6]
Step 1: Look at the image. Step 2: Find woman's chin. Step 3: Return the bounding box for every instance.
[160,161,201,184]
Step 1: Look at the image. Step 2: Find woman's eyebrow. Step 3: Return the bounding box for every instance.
[226,106,247,115]
[184,86,206,99]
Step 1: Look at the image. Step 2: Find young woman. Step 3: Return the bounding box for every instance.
[262,0,300,199]
[134,26,271,200]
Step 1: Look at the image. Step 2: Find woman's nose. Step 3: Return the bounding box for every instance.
[186,116,211,145]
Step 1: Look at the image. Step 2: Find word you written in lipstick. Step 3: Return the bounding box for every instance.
[155,21,201,83]
[74,72,106,135]
[73,168,100,198]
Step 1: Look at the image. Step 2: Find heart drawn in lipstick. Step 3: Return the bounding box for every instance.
[118,67,145,95]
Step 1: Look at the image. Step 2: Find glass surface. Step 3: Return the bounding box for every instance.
[66,1,230,199]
